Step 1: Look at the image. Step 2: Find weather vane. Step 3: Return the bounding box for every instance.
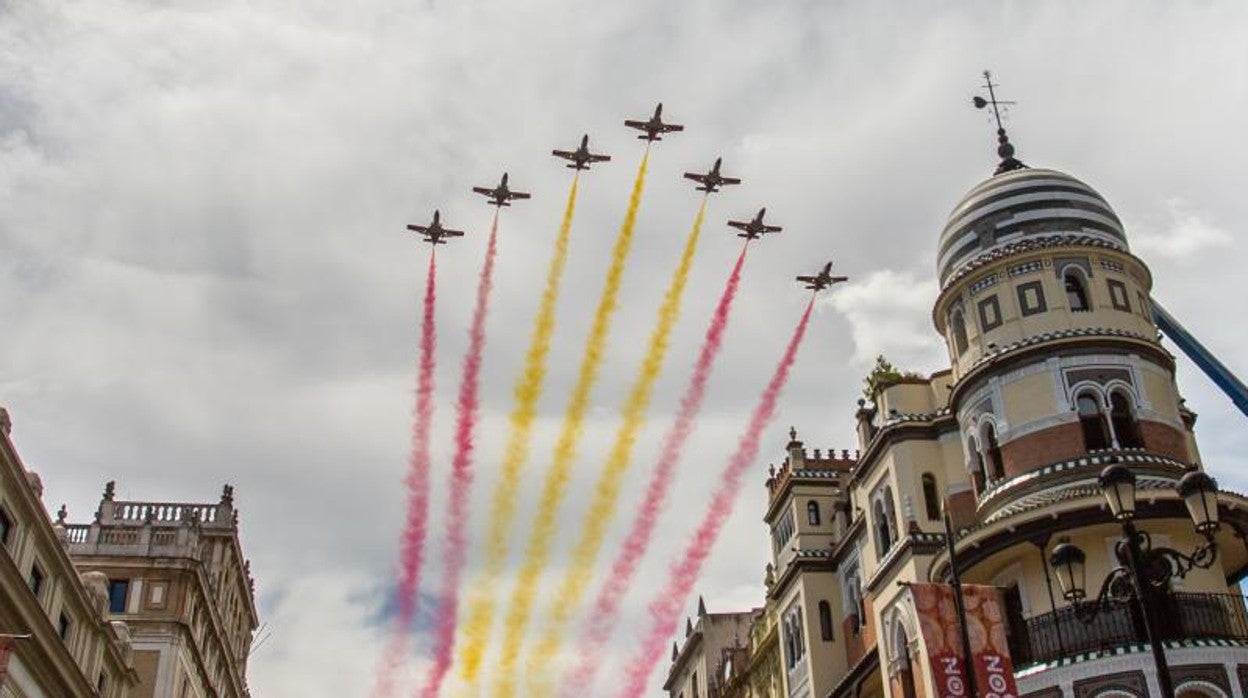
[972,70,1026,175]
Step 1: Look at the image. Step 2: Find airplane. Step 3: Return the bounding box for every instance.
[683,157,741,193]
[727,208,782,240]
[624,103,684,142]
[796,261,848,291]
[552,134,611,170]
[472,172,531,207]
[406,210,465,245]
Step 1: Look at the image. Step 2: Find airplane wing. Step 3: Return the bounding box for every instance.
[406,224,429,233]
[795,275,816,283]
[720,177,742,185]
[623,120,646,129]
[552,149,574,159]
[683,173,708,183]
[588,154,611,163]
[660,124,684,133]
[727,221,749,231]
[763,225,782,233]
[445,230,465,238]
[472,187,493,195]
[510,192,531,200]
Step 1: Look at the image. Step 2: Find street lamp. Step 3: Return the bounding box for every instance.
[1049,463,1221,698]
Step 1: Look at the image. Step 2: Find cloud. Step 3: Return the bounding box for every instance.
[2,1,1247,695]
[1131,199,1233,260]
[826,269,943,370]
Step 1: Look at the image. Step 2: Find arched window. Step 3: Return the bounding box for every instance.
[818,601,834,641]
[1065,271,1090,312]
[982,424,1005,482]
[807,500,821,526]
[883,488,898,543]
[1110,391,1145,449]
[951,310,969,355]
[894,626,917,698]
[968,436,986,495]
[922,474,941,521]
[1077,393,1112,451]
[874,500,893,553]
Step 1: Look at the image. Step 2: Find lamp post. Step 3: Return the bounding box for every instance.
[1049,464,1220,698]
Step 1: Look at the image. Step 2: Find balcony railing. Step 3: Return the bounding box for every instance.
[1012,592,1248,666]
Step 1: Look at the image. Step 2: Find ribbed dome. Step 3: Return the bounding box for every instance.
[938,168,1128,287]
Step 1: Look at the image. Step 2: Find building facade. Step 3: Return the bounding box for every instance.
[64,482,259,698]
[0,408,139,697]
[674,144,1248,698]
[0,407,259,698]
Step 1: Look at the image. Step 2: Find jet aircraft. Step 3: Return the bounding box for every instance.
[624,103,684,142]
[727,208,782,240]
[552,135,611,170]
[473,172,531,207]
[406,210,465,245]
[796,262,848,291]
[683,157,741,193]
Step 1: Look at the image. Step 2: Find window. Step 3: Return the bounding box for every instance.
[1107,279,1131,311]
[1017,280,1047,316]
[29,563,44,598]
[1065,272,1090,311]
[1077,393,1112,450]
[771,509,796,552]
[922,474,941,521]
[109,579,129,613]
[950,310,968,355]
[968,437,986,495]
[783,605,807,670]
[894,626,917,698]
[874,500,893,553]
[58,612,72,640]
[982,424,1005,482]
[1110,391,1145,449]
[1138,292,1153,321]
[819,601,834,641]
[0,506,11,547]
[806,501,821,526]
[978,295,1003,331]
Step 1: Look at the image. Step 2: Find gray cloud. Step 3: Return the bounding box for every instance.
[3,1,1247,694]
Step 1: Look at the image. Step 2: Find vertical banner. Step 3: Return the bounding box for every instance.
[963,585,1020,698]
[910,583,1019,698]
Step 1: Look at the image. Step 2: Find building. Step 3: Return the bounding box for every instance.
[64,482,259,698]
[682,128,1248,698]
[0,407,140,697]
[666,600,756,698]
[0,406,259,698]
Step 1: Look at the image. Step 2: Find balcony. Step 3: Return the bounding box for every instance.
[1012,592,1248,667]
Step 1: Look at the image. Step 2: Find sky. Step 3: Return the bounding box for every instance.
[2,1,1247,695]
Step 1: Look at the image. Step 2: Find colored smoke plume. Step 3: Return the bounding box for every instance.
[528,198,709,688]
[420,212,499,698]
[372,250,439,698]
[561,243,749,696]
[492,149,650,697]
[457,175,579,682]
[617,297,816,698]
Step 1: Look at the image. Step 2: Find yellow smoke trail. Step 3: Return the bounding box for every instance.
[526,197,708,690]
[456,175,580,683]
[491,150,650,696]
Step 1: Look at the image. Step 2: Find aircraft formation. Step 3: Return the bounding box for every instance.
[405,102,848,292]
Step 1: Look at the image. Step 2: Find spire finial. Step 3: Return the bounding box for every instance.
[972,70,1026,175]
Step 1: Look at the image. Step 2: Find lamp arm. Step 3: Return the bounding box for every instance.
[1074,566,1133,622]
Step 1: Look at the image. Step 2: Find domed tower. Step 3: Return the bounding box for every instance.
[925,118,1248,696]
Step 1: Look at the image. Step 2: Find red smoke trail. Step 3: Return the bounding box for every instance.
[561,244,750,696]
[373,250,438,698]
[617,296,816,698]
[419,212,499,698]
